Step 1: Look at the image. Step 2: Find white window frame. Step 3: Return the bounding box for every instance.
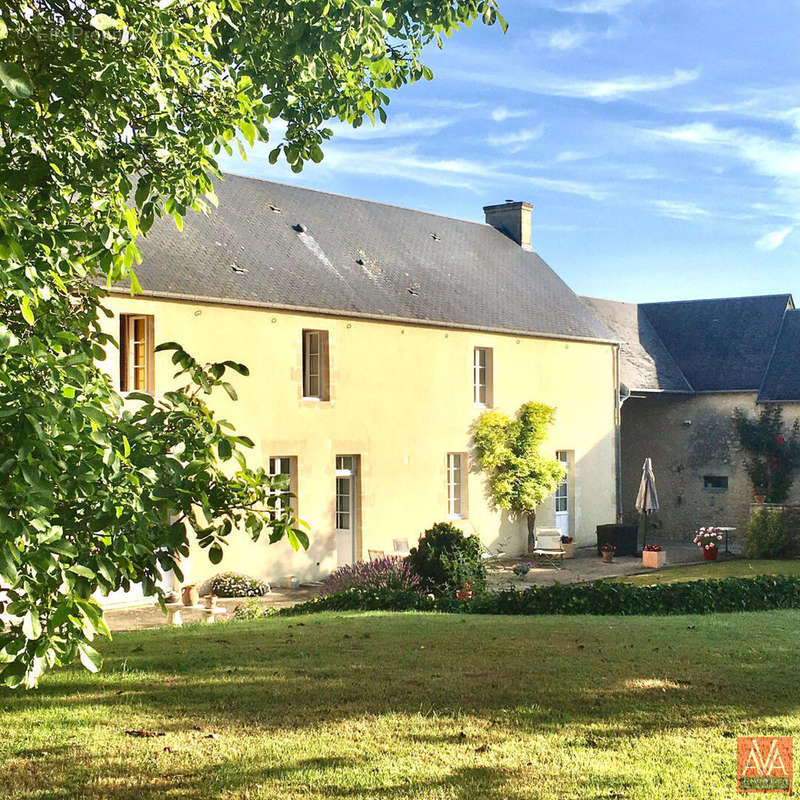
[269,456,296,515]
[447,452,466,518]
[555,450,569,513]
[473,347,489,406]
[303,330,321,398]
[335,455,357,533]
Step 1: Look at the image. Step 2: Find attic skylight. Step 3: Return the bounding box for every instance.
[230,263,248,274]
[430,232,440,241]
[269,204,281,213]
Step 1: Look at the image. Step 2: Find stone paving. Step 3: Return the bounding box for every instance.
[486,540,721,590]
[105,538,740,632]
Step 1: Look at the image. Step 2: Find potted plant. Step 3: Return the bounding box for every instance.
[694,527,723,561]
[642,544,666,569]
[561,535,575,559]
[600,543,615,563]
[753,486,767,504]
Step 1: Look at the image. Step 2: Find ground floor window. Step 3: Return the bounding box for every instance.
[447,452,467,518]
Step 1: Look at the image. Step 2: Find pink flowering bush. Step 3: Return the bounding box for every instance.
[694,527,724,550]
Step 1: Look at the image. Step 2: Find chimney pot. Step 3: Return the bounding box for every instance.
[483,200,533,250]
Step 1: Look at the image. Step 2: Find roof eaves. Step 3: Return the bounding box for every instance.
[106,287,622,346]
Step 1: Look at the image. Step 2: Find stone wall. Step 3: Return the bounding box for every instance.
[621,393,800,541]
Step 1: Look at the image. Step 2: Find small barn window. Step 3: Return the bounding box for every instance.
[703,475,728,491]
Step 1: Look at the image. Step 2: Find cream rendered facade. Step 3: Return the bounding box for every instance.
[102,293,620,588]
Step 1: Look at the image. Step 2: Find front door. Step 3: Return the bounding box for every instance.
[555,450,570,539]
[335,455,358,565]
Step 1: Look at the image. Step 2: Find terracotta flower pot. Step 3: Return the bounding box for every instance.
[181,584,199,606]
[562,543,576,559]
[601,551,614,564]
[703,547,718,562]
[754,495,766,504]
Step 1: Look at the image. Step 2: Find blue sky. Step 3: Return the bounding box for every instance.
[221,0,800,303]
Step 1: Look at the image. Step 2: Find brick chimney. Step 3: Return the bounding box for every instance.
[483,200,533,250]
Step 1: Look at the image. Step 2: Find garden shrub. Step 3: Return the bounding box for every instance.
[210,572,270,597]
[407,522,487,593]
[746,509,798,559]
[282,575,800,617]
[232,598,265,620]
[321,556,422,594]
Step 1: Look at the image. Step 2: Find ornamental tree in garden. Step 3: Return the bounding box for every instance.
[733,406,800,503]
[0,0,505,687]
[472,402,565,551]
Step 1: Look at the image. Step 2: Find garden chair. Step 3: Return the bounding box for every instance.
[533,528,566,570]
[368,549,385,561]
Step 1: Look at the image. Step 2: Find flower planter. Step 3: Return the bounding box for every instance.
[754,494,766,504]
[601,551,614,564]
[562,543,576,559]
[703,547,719,562]
[642,550,666,569]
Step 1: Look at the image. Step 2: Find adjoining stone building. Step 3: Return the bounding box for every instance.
[584,294,800,540]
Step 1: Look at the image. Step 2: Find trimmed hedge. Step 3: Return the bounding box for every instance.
[281,575,800,617]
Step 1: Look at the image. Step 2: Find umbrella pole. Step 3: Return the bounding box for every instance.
[642,513,647,551]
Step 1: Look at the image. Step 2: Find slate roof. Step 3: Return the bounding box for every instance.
[640,295,793,392]
[582,293,799,399]
[128,173,615,343]
[759,309,800,402]
[581,297,691,392]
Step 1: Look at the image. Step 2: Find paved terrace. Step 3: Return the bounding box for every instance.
[104,538,740,631]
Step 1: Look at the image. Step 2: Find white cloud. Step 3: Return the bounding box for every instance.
[491,106,529,122]
[326,114,452,140]
[756,226,794,251]
[556,150,590,162]
[551,0,636,13]
[549,68,700,101]
[486,126,545,153]
[448,66,700,103]
[243,141,608,202]
[545,28,592,51]
[650,200,708,221]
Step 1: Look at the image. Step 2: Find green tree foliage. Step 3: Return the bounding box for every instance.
[733,406,800,503]
[472,402,565,550]
[0,0,505,687]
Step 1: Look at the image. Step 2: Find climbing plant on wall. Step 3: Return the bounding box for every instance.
[733,406,800,503]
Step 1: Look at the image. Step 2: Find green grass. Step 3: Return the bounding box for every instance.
[2,610,799,799]
[618,558,800,585]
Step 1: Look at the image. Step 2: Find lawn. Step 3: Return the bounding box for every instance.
[618,558,800,585]
[1,610,799,799]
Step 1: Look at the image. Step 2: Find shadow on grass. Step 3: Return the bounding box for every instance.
[1,612,798,798]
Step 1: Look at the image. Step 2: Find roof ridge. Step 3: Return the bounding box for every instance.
[640,293,793,307]
[221,169,508,237]
[757,307,790,403]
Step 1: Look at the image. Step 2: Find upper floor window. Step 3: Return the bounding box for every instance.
[473,347,493,406]
[120,314,154,393]
[447,452,468,518]
[302,329,330,400]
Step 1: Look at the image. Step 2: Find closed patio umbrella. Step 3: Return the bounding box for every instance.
[635,457,659,550]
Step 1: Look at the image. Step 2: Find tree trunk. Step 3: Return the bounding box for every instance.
[527,511,536,554]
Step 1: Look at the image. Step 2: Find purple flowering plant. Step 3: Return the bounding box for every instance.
[321,556,423,594]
